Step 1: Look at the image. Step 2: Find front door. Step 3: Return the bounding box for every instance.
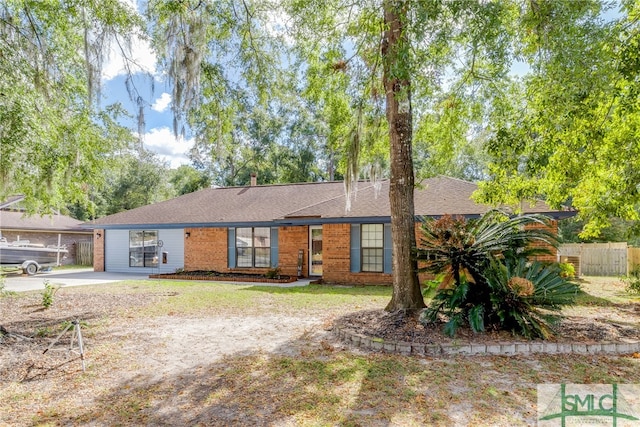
[309,226,323,276]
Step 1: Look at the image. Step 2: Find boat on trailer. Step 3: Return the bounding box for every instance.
[0,237,68,275]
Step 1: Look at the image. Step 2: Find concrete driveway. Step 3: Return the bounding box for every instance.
[2,268,149,292]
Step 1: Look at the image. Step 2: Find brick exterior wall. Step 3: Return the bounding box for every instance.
[1,230,92,265]
[526,220,559,263]
[178,223,419,285]
[181,224,393,284]
[321,223,350,282]
[177,219,560,285]
[321,223,393,285]
[279,226,309,277]
[183,226,310,276]
[184,227,228,271]
[93,229,105,271]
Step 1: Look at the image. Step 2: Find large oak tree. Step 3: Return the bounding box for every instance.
[285,0,521,310]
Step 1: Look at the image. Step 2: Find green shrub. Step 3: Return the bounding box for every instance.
[265,267,281,279]
[41,280,60,309]
[417,210,577,339]
[558,262,575,278]
[623,265,640,295]
[417,210,556,291]
[421,259,579,339]
[483,258,579,338]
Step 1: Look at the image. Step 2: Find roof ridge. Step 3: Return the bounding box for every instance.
[433,175,477,185]
[283,180,384,218]
[213,179,377,190]
[0,195,26,210]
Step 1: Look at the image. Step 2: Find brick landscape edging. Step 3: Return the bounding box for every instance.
[334,327,640,356]
[148,274,297,283]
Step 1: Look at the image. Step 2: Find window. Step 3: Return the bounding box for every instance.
[236,227,271,268]
[361,224,384,272]
[129,230,158,267]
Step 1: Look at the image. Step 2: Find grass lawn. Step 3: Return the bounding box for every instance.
[1,277,639,426]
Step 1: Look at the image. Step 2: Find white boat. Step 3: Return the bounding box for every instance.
[0,238,68,273]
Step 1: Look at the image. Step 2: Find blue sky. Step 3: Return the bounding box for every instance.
[98,0,297,170]
[99,1,193,169]
[101,75,193,169]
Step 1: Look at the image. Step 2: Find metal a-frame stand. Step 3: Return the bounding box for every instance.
[43,319,86,371]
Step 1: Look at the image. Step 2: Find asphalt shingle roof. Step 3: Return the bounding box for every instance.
[87,176,567,228]
[0,210,89,232]
[0,195,25,210]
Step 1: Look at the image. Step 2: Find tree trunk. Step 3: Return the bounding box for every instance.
[382,0,425,311]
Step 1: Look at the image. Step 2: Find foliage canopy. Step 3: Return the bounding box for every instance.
[0,0,146,213]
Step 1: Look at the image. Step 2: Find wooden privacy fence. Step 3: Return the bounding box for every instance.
[76,241,93,266]
[558,242,638,276]
[630,247,640,273]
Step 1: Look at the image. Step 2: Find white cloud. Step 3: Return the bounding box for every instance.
[118,0,136,9]
[102,34,157,81]
[143,127,193,169]
[265,8,294,45]
[102,1,157,81]
[151,93,172,112]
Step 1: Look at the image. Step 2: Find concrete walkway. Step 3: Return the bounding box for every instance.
[2,268,150,292]
[2,268,313,292]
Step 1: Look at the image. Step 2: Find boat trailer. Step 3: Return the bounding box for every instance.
[2,260,55,276]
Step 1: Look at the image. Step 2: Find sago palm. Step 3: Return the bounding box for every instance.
[417,210,571,338]
[417,210,556,289]
[483,257,579,339]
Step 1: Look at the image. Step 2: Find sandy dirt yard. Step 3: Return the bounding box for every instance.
[0,288,352,375]
[0,284,367,425]
[111,314,330,378]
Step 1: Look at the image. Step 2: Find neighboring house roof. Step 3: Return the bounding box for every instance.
[0,196,91,233]
[87,176,572,229]
[0,195,26,210]
[0,210,91,233]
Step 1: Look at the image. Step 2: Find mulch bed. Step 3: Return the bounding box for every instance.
[334,308,640,345]
[149,270,297,283]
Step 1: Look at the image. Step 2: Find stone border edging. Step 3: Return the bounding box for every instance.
[334,327,640,356]
[148,274,297,283]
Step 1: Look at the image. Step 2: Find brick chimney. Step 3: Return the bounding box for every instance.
[250,173,257,186]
